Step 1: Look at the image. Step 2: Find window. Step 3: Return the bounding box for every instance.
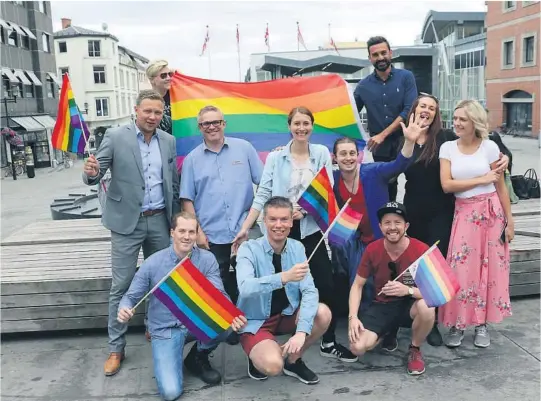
[114,66,118,86]
[21,34,29,49]
[3,77,10,98]
[38,1,46,13]
[523,1,539,6]
[93,66,106,84]
[24,84,34,98]
[523,35,535,64]
[42,33,50,52]
[59,67,69,77]
[132,73,136,90]
[503,40,514,68]
[95,98,109,117]
[504,1,516,9]
[88,40,101,57]
[14,82,23,98]
[122,94,127,115]
[1,27,4,44]
[8,29,18,47]
[120,70,125,87]
[58,41,67,53]
[47,78,55,98]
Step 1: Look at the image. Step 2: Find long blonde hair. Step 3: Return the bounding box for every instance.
[454,100,489,139]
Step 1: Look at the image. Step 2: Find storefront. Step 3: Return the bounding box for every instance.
[9,115,56,168]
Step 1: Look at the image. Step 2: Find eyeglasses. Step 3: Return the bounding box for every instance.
[388,261,398,281]
[418,92,439,103]
[198,120,224,129]
[159,72,174,79]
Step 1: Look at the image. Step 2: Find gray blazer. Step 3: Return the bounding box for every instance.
[83,123,180,235]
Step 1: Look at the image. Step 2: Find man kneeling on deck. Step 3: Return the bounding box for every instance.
[235,196,331,384]
[348,202,435,375]
[117,211,246,401]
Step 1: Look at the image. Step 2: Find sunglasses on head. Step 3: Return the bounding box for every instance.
[159,72,174,79]
[198,120,224,129]
[388,261,398,281]
[418,92,439,103]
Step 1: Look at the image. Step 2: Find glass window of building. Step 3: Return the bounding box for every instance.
[41,33,50,52]
[523,36,535,64]
[58,41,67,53]
[93,66,106,84]
[88,40,101,57]
[95,98,109,117]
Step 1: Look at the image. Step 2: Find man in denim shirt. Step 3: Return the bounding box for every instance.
[236,196,331,385]
[117,211,246,401]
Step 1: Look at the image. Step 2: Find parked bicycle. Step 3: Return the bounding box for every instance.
[498,124,520,137]
[3,161,25,178]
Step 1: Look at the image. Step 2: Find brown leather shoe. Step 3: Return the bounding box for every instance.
[145,331,151,342]
[104,352,125,376]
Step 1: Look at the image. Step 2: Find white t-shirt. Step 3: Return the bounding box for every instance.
[439,139,500,199]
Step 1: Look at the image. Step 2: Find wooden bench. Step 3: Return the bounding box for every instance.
[1,200,539,334]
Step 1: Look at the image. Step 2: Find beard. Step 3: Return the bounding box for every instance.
[373,58,391,72]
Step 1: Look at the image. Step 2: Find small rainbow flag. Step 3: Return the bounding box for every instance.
[297,167,339,232]
[170,73,368,169]
[328,204,362,246]
[409,245,460,307]
[153,258,243,343]
[51,74,90,154]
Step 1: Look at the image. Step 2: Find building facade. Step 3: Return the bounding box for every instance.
[53,18,151,149]
[485,0,540,137]
[1,1,60,169]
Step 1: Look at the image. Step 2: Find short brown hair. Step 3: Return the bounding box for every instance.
[287,106,314,125]
[136,89,165,106]
[171,211,199,231]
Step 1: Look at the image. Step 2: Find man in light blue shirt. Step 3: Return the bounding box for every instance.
[117,211,246,401]
[180,105,263,304]
[236,196,331,385]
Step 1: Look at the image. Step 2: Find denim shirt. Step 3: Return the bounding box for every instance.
[236,236,319,335]
[119,245,229,339]
[251,141,334,239]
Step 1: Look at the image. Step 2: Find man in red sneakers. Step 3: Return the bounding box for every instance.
[347,202,435,375]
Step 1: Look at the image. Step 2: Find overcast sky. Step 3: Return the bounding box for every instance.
[50,0,486,81]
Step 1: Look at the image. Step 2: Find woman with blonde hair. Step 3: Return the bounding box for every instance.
[146,60,174,134]
[439,100,513,349]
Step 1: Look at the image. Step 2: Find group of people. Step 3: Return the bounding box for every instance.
[82,35,514,400]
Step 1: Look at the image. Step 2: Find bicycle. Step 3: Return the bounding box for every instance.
[498,124,519,137]
[3,162,24,178]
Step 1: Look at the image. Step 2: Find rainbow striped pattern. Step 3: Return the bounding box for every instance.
[153,258,242,343]
[51,74,90,154]
[297,167,339,232]
[170,73,368,168]
[409,246,460,308]
[328,205,362,246]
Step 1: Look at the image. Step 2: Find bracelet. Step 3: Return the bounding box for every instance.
[348,315,357,321]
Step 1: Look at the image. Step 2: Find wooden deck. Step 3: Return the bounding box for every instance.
[1,200,539,334]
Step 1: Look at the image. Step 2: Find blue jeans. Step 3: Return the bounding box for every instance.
[151,327,229,401]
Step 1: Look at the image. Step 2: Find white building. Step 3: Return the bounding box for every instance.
[53,18,151,136]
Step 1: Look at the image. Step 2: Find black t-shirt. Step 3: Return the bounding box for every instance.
[158,90,172,135]
[402,129,457,219]
[270,253,290,316]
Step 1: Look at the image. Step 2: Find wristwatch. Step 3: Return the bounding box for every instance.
[408,287,414,296]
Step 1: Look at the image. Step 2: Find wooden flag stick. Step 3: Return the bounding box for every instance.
[307,198,352,263]
[131,253,191,311]
[377,240,440,296]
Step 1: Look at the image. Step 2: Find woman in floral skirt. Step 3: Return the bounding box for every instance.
[438,100,513,348]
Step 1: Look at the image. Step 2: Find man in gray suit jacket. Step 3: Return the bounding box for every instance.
[83,89,180,376]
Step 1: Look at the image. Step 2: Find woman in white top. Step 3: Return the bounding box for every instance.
[438,100,514,349]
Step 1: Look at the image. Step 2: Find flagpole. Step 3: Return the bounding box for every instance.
[307,198,352,263]
[237,24,241,82]
[296,21,300,51]
[328,23,331,42]
[131,254,191,312]
[376,240,440,296]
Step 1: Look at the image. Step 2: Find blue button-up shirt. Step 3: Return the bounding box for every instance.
[180,137,263,244]
[236,236,319,335]
[119,245,229,339]
[353,66,417,158]
[136,126,165,212]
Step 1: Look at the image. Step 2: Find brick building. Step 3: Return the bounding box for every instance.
[485,1,540,137]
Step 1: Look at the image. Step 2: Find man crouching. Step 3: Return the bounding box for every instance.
[235,196,331,384]
[348,202,435,375]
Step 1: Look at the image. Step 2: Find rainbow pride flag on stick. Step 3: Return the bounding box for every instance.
[133,256,243,343]
[170,73,368,168]
[328,204,363,246]
[51,74,91,154]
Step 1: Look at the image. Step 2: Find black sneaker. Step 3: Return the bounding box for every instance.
[426,323,443,347]
[248,359,268,381]
[283,358,319,385]
[319,341,358,362]
[184,343,221,385]
[381,330,399,352]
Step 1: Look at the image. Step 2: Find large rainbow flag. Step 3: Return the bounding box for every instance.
[51,74,91,154]
[170,73,368,168]
[297,167,340,233]
[153,257,243,343]
[408,245,460,307]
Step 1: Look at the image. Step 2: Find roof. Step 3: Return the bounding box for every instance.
[118,45,149,64]
[391,46,437,59]
[53,25,119,41]
[421,10,485,43]
[260,54,370,75]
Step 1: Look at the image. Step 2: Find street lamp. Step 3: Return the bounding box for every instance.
[3,88,18,181]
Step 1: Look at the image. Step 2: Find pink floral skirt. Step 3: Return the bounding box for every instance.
[439,191,512,329]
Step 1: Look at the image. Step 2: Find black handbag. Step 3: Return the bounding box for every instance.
[511,168,540,199]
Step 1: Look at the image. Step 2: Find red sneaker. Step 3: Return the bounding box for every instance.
[407,346,425,375]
